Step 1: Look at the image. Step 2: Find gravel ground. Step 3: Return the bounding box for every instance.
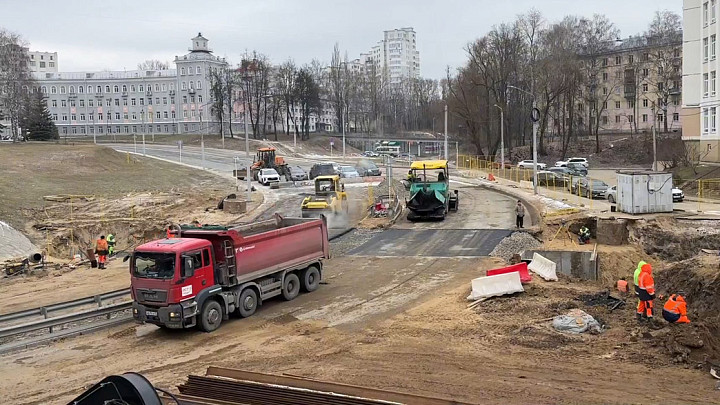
[329,229,383,257]
[489,232,541,262]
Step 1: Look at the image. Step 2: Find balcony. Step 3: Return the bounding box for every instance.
[68,92,77,99]
[146,91,152,96]
[169,90,176,96]
[188,88,196,94]
[122,91,128,97]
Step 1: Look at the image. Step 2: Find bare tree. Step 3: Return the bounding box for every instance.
[0,29,33,142]
[137,59,170,70]
[295,67,321,140]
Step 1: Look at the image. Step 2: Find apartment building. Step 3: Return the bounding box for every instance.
[588,35,683,134]
[33,33,227,137]
[28,51,58,73]
[353,27,420,86]
[682,0,720,161]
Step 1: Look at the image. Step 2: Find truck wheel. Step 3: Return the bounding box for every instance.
[199,300,222,332]
[301,266,320,292]
[282,273,300,301]
[237,288,258,318]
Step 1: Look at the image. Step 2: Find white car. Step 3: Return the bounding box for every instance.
[672,187,684,202]
[517,160,547,170]
[258,168,281,185]
[555,157,589,168]
[605,185,617,203]
[339,165,360,178]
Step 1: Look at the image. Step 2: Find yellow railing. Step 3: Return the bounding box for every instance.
[696,178,720,213]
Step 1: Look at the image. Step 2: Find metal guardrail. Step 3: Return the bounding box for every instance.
[0,301,133,339]
[0,288,131,323]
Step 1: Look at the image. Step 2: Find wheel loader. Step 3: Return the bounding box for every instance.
[301,175,348,218]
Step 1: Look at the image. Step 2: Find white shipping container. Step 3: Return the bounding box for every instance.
[616,171,674,214]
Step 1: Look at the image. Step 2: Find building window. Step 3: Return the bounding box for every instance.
[602,72,608,81]
[61,100,67,107]
[705,37,710,61]
[615,101,621,109]
[79,100,84,107]
[181,67,185,75]
[182,95,187,103]
[198,95,203,103]
[140,98,144,106]
[628,115,634,123]
[162,84,167,91]
[87,85,92,94]
[196,66,201,74]
[50,86,57,94]
[115,99,120,106]
[122,85,127,92]
[713,36,717,60]
[115,113,120,120]
[705,2,710,25]
[156,111,161,119]
[71,114,76,121]
[628,54,634,64]
[148,98,153,105]
[642,83,648,92]
[712,108,717,132]
[52,100,57,107]
[39,61,46,68]
[98,113,103,121]
[642,114,648,123]
[155,97,160,105]
[181,81,187,90]
[615,56,621,65]
[123,113,128,120]
[183,111,188,118]
[705,73,710,96]
[131,85,136,92]
[714,0,718,22]
[62,114,67,121]
[170,97,175,104]
[52,114,57,121]
[122,99,127,106]
[642,68,649,77]
[713,71,717,95]
[131,98,136,106]
[89,112,94,121]
[615,115,621,123]
[106,99,111,106]
[673,113,680,121]
[89,99,94,107]
[139,85,144,92]
[113,85,119,93]
[163,97,167,104]
[60,86,66,94]
[171,110,176,119]
[197,81,202,90]
[80,114,85,121]
[601,116,608,125]
[132,112,137,120]
[643,99,648,107]
[105,85,111,93]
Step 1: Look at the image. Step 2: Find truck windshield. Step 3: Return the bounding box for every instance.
[133,252,176,279]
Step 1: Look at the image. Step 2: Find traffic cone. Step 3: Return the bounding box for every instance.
[488,173,496,181]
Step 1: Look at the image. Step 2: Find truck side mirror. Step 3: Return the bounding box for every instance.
[122,255,131,263]
[182,256,194,278]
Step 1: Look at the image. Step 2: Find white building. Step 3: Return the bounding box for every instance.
[682,0,720,161]
[34,33,227,137]
[28,51,58,73]
[356,27,420,86]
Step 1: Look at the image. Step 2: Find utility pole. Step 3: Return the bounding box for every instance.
[444,104,448,160]
[141,109,146,156]
[244,95,251,202]
[342,103,346,159]
[200,108,205,170]
[652,103,658,171]
[509,85,539,195]
[494,104,504,169]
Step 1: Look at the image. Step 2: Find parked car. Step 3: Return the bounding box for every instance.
[555,157,589,168]
[575,178,609,199]
[605,185,617,203]
[258,168,281,186]
[362,150,380,157]
[672,187,685,202]
[491,161,514,169]
[566,162,588,176]
[325,161,341,174]
[287,165,308,181]
[534,171,569,187]
[356,160,381,176]
[517,160,547,170]
[309,163,336,179]
[548,167,571,176]
[339,165,360,178]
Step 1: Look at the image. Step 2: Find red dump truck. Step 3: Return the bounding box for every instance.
[129,214,329,332]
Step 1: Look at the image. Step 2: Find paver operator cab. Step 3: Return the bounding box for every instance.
[406,160,458,221]
[129,214,329,332]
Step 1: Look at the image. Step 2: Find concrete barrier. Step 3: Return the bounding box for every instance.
[486,262,532,283]
[467,272,525,301]
[527,253,558,281]
[523,250,599,281]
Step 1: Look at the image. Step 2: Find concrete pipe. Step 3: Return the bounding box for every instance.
[28,253,42,263]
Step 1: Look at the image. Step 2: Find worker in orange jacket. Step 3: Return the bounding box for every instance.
[662,292,691,324]
[636,263,656,321]
[95,235,109,269]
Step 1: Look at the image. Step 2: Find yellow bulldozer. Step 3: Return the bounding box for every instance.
[301,175,348,218]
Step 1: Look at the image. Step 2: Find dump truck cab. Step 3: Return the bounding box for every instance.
[301,175,347,218]
[406,160,458,221]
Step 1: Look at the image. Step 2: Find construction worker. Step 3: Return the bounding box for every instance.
[107,233,116,256]
[515,201,525,229]
[95,235,109,270]
[578,226,591,245]
[166,226,175,239]
[633,260,647,312]
[663,292,691,324]
[636,262,656,321]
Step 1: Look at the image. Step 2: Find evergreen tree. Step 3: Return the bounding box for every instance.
[21,91,58,141]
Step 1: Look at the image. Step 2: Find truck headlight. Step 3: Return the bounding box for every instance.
[169,312,179,318]
[133,308,138,314]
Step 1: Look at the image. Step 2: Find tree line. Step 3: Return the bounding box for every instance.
[445,9,682,160]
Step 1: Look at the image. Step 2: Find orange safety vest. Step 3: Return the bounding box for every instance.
[96,239,108,251]
[663,295,687,316]
[637,264,655,300]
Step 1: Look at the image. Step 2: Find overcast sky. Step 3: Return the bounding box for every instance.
[2,0,682,79]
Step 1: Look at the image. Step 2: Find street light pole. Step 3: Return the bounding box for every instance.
[508,85,538,195]
[652,104,658,171]
[140,109,146,156]
[493,104,504,169]
[200,108,205,170]
[244,95,251,202]
[444,104,448,160]
[342,103,346,159]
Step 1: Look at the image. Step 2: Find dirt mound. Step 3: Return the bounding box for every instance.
[654,257,720,364]
[631,218,720,262]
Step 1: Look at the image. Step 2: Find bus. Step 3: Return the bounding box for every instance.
[375,141,401,157]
